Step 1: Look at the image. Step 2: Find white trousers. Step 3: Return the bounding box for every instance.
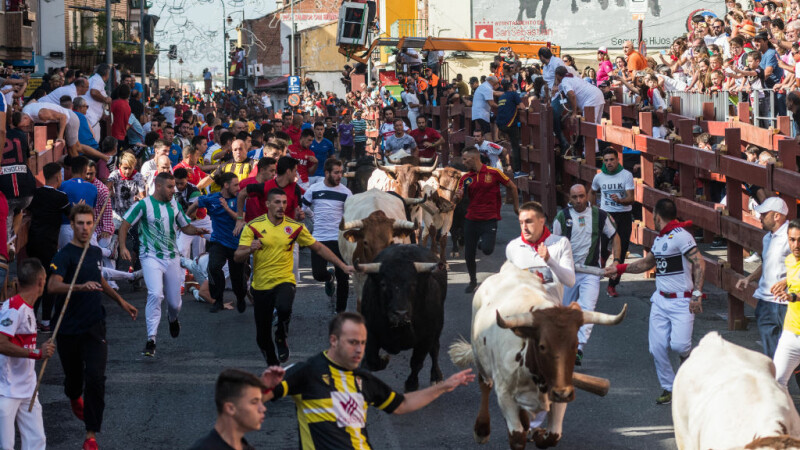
[293,243,299,281]
[142,256,183,341]
[0,396,45,450]
[649,292,694,391]
[178,216,211,259]
[562,272,600,351]
[774,330,800,387]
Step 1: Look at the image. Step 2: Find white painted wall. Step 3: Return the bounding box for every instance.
[428,0,471,39]
[38,0,66,72]
[305,71,346,97]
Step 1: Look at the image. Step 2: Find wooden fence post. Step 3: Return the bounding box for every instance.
[724,127,747,330]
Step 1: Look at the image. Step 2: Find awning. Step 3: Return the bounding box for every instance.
[255,76,288,89]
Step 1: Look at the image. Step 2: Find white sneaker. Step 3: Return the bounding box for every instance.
[745,253,761,263]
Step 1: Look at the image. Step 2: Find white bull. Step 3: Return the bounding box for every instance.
[450,262,626,449]
[338,189,421,311]
[673,332,800,450]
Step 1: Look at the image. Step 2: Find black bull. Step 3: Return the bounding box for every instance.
[359,244,447,392]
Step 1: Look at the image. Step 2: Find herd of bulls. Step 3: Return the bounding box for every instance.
[335,158,800,449]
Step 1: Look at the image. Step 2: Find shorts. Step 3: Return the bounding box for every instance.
[474,119,491,135]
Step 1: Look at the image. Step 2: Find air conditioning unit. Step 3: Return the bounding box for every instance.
[254,64,264,76]
[247,65,254,76]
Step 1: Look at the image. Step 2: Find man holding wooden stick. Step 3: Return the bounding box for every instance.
[48,204,137,450]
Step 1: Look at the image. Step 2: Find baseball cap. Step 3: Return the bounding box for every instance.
[754,31,770,41]
[598,47,608,54]
[754,197,789,215]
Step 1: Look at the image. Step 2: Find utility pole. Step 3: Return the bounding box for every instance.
[221,0,228,88]
[290,0,294,76]
[140,0,147,96]
[105,0,113,66]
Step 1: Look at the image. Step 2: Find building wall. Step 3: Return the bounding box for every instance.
[40,0,67,71]
[64,0,129,47]
[305,71,346,97]
[300,22,348,73]
[378,0,416,36]
[427,0,470,38]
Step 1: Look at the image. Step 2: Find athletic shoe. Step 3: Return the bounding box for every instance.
[513,171,528,179]
[142,340,156,357]
[37,322,51,333]
[169,319,180,338]
[210,301,224,313]
[190,288,203,303]
[236,296,246,313]
[575,349,583,366]
[325,268,336,297]
[606,286,618,298]
[710,237,727,249]
[70,397,84,421]
[745,252,761,263]
[276,337,290,363]
[464,281,478,294]
[82,437,98,450]
[655,390,672,405]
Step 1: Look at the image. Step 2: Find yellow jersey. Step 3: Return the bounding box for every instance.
[208,160,254,193]
[239,215,316,290]
[785,253,800,335]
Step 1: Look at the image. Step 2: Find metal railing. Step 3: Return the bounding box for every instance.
[389,19,427,39]
[665,89,782,126]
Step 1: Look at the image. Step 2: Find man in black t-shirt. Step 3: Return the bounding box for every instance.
[264,312,474,450]
[48,204,138,450]
[26,163,71,331]
[2,112,37,243]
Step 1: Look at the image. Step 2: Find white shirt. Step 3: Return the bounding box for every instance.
[204,142,221,163]
[558,77,605,110]
[755,221,790,303]
[40,84,78,105]
[22,102,71,122]
[161,106,176,126]
[0,296,38,398]
[83,73,107,124]
[591,169,635,213]
[401,91,420,114]
[552,206,617,267]
[652,226,697,294]
[379,122,408,142]
[261,94,272,108]
[472,81,494,122]
[506,234,576,301]
[302,182,352,241]
[476,140,504,169]
[542,57,566,89]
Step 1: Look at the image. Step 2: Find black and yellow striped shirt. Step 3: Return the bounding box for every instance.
[273,351,404,450]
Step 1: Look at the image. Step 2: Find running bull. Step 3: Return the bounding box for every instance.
[450,262,626,449]
[358,244,447,392]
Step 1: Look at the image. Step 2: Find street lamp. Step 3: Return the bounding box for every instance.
[178,58,184,92]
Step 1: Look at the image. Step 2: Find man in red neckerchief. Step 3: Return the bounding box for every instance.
[453,147,519,294]
[287,130,318,189]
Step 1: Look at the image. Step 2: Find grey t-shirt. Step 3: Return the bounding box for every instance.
[384,133,417,156]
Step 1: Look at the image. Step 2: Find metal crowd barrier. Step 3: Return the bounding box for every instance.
[665,89,780,126]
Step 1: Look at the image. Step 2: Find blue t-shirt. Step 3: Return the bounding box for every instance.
[59,178,97,224]
[760,48,784,88]
[75,112,99,150]
[309,138,335,176]
[301,122,313,131]
[495,91,522,128]
[0,92,5,113]
[247,147,264,159]
[168,144,183,167]
[198,193,239,249]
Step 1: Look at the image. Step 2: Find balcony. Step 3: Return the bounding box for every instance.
[389,19,427,39]
[0,11,34,60]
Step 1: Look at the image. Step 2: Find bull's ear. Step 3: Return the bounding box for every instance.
[510,326,536,338]
[568,302,582,311]
[343,229,364,243]
[392,229,415,239]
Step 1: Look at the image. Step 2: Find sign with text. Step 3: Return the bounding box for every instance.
[472,0,723,50]
[288,76,301,94]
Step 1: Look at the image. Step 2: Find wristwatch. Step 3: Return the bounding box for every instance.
[691,289,702,299]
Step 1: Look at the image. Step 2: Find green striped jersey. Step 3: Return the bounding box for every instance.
[122,196,190,260]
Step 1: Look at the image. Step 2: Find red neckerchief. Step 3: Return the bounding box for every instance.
[659,220,692,237]
[670,54,678,62]
[119,169,137,180]
[521,227,551,251]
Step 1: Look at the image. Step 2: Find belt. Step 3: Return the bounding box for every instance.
[660,291,706,299]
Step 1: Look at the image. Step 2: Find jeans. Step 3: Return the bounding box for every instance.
[551,97,570,151]
[498,123,521,172]
[354,141,367,159]
[208,242,246,308]
[464,219,498,283]
[252,283,296,365]
[56,320,108,432]
[755,299,787,358]
[608,211,632,288]
[311,241,349,313]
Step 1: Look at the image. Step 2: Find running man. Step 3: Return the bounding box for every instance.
[49,204,137,450]
[603,198,705,405]
[302,159,352,313]
[234,189,355,366]
[454,147,519,293]
[118,172,208,357]
[0,259,55,450]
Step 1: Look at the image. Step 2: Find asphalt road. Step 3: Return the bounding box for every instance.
[38,202,787,450]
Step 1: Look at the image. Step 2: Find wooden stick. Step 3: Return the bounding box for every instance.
[29,197,110,412]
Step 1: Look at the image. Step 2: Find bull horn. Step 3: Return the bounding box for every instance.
[432,168,443,177]
[346,162,357,168]
[340,219,364,231]
[392,219,417,230]
[414,262,439,272]
[417,156,438,173]
[420,157,434,163]
[403,193,428,206]
[354,260,381,273]
[496,310,534,329]
[582,304,628,325]
[572,372,610,397]
[375,156,397,174]
[343,171,356,178]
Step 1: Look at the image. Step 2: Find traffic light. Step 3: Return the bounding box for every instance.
[143,14,159,43]
[168,45,178,60]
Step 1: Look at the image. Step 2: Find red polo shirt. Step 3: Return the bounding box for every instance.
[285,126,302,145]
[409,127,442,158]
[288,144,316,184]
[246,178,304,220]
[173,162,207,185]
[239,176,266,222]
[457,164,511,221]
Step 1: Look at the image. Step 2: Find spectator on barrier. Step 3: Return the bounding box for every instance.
[539,48,572,153]
[753,32,787,116]
[623,40,648,75]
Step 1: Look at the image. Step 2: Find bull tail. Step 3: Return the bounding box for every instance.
[449,338,475,368]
